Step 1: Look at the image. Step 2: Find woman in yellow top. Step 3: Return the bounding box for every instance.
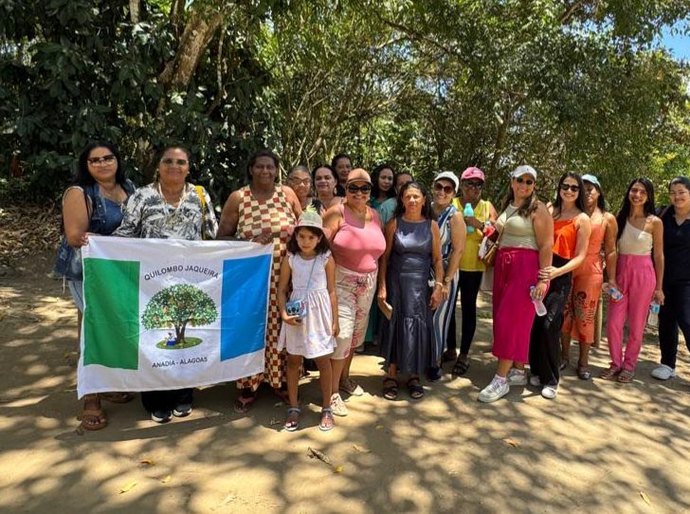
[449,167,498,376]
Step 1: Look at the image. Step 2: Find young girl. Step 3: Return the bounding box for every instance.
[277,209,339,431]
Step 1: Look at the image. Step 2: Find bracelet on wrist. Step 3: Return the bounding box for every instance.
[434,281,444,288]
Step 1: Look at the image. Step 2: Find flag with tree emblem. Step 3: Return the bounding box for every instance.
[77,236,272,398]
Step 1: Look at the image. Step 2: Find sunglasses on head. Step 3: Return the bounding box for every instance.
[347,184,372,194]
[514,177,535,186]
[560,183,580,192]
[161,158,188,166]
[462,180,483,189]
[433,182,455,195]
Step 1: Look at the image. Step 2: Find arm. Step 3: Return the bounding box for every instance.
[539,213,591,280]
[201,187,218,240]
[216,190,241,239]
[488,201,498,223]
[430,221,445,309]
[377,218,397,302]
[277,257,300,326]
[113,190,143,238]
[325,255,339,336]
[322,203,343,242]
[603,212,619,288]
[443,212,466,294]
[651,216,665,305]
[62,187,90,247]
[531,201,554,299]
[282,185,303,219]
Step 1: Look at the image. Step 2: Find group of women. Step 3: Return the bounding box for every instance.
[58,142,690,430]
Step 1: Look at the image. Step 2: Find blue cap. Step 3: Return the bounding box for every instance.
[581,174,601,188]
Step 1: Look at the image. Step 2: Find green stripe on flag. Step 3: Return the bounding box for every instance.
[83,258,140,369]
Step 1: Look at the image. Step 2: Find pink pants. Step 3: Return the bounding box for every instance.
[605,254,656,371]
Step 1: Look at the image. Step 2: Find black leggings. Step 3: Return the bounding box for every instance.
[658,281,690,368]
[447,270,483,355]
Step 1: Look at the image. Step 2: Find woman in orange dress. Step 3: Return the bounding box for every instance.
[561,174,617,380]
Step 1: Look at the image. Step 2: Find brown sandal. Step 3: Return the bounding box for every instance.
[233,389,258,413]
[617,370,634,383]
[79,408,108,430]
[600,366,621,381]
[100,392,135,404]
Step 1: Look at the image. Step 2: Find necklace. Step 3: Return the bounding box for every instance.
[157,182,187,214]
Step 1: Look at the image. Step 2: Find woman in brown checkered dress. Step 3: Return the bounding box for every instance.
[218,150,302,412]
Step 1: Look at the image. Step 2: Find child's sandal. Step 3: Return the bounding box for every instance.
[284,407,301,432]
[319,407,334,432]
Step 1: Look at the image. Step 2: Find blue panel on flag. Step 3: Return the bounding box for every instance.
[220,254,271,360]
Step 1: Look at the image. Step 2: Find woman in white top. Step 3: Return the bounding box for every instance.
[602,178,664,383]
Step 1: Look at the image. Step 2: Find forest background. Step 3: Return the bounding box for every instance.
[1,0,689,209]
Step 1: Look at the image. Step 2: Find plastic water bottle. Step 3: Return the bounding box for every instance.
[648,301,660,327]
[463,203,475,233]
[530,286,547,317]
[607,285,623,302]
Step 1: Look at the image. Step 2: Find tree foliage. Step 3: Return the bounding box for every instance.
[141,283,218,343]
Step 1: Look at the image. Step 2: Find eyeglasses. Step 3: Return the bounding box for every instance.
[434,183,455,195]
[161,158,188,166]
[560,184,580,192]
[88,154,116,165]
[515,177,535,186]
[288,178,311,186]
[347,184,372,194]
[462,181,483,189]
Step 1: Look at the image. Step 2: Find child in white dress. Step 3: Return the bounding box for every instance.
[278,209,339,431]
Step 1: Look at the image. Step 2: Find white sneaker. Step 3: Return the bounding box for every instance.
[330,393,348,417]
[507,368,527,386]
[541,385,558,400]
[529,374,541,387]
[478,377,510,403]
[651,364,676,380]
[340,378,364,396]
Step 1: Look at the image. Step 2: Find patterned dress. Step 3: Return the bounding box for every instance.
[235,185,297,390]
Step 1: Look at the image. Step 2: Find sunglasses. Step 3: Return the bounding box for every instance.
[462,181,483,189]
[560,184,580,192]
[161,158,188,166]
[434,182,455,195]
[347,184,372,194]
[87,154,116,165]
[515,177,535,186]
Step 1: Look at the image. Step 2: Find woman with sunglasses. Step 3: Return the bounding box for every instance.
[449,167,498,376]
[561,174,617,380]
[478,166,553,403]
[56,142,136,430]
[602,178,664,383]
[378,181,444,400]
[428,172,466,380]
[323,169,386,414]
[527,173,591,399]
[116,145,218,422]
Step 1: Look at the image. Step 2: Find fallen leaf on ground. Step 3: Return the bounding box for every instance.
[307,447,332,466]
[119,481,138,494]
[139,459,154,466]
[334,465,345,473]
[352,444,371,453]
[375,425,384,430]
[640,492,651,505]
[160,475,172,484]
[503,438,520,448]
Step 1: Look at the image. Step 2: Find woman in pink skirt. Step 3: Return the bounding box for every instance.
[602,178,664,383]
[478,165,553,403]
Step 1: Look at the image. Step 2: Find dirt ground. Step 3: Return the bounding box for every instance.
[1,251,689,513]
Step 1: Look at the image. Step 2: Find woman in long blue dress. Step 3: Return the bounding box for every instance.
[378,182,444,400]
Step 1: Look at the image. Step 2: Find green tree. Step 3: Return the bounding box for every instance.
[141,283,218,344]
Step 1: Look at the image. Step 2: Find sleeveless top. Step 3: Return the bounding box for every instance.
[618,220,653,256]
[436,204,458,264]
[331,204,386,273]
[457,199,491,271]
[389,217,433,273]
[498,204,538,250]
[552,217,578,259]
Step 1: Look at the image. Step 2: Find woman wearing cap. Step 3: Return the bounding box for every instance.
[287,164,323,213]
[526,172,591,399]
[602,178,664,383]
[312,164,344,211]
[478,165,553,403]
[323,169,386,414]
[561,174,617,380]
[379,182,444,400]
[115,145,218,422]
[448,167,498,376]
[429,171,466,380]
[217,149,302,412]
[652,177,690,381]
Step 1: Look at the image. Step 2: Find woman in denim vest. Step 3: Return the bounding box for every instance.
[58,142,135,430]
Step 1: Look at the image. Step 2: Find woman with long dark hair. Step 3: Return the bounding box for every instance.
[602,178,664,383]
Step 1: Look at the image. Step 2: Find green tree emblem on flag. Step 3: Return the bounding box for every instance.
[142,284,218,348]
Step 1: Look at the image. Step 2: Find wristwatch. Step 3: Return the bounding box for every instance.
[443,276,452,284]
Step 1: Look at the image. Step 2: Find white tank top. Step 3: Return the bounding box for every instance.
[618,220,653,256]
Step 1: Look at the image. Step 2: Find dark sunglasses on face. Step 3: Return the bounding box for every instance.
[560,184,580,192]
[347,184,372,194]
[462,181,483,189]
[88,154,116,165]
[434,182,455,195]
[161,158,188,166]
[515,177,535,186]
